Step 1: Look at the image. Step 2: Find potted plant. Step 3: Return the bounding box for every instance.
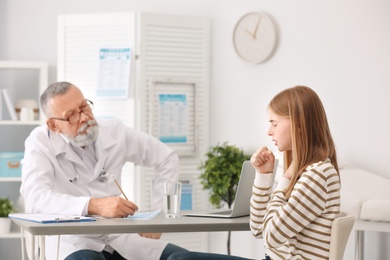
[199,142,250,255]
[0,197,14,234]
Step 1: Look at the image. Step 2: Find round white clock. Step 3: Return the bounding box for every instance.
[233,12,277,64]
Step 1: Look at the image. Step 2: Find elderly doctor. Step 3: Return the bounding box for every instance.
[20,81,187,260]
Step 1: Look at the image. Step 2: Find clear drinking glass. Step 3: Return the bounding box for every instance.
[163,182,182,218]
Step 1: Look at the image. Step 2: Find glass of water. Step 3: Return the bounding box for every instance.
[163,182,182,218]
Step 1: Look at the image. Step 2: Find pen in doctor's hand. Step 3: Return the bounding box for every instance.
[111,175,129,200]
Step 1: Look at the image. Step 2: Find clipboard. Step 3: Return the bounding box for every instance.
[9,213,96,224]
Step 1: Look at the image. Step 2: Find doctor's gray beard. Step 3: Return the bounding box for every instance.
[69,120,99,147]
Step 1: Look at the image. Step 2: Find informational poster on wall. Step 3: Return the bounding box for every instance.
[149,79,198,156]
[97,48,131,98]
[158,94,188,143]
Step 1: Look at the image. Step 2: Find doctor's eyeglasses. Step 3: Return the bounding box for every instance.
[50,99,94,124]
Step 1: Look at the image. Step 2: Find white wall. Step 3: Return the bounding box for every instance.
[1,0,389,259]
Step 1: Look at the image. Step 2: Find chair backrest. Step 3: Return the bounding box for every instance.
[329,212,355,260]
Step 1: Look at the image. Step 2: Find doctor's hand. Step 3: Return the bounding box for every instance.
[139,233,162,240]
[250,146,275,174]
[88,197,139,218]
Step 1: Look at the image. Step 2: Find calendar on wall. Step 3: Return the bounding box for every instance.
[149,78,198,156]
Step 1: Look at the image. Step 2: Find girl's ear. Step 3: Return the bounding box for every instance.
[46,119,59,133]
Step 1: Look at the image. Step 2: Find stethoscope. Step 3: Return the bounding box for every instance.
[69,168,107,183]
[69,146,109,183]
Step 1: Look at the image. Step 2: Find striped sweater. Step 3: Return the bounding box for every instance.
[250,159,340,260]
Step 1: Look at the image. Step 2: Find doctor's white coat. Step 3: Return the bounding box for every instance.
[20,118,179,260]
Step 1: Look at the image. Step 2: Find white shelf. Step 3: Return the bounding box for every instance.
[0,60,48,123]
[0,120,41,126]
[0,61,48,70]
[0,60,47,259]
[0,232,21,239]
[0,177,21,182]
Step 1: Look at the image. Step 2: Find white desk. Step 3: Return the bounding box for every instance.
[12,214,250,260]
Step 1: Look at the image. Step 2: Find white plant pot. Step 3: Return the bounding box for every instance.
[0,217,12,234]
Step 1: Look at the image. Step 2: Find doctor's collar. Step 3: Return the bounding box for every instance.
[59,133,71,144]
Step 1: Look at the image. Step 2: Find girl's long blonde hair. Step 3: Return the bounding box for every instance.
[269,86,339,198]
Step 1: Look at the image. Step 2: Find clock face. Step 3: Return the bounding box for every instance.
[233,12,277,64]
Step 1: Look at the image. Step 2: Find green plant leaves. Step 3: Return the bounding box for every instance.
[0,197,14,217]
[199,142,250,209]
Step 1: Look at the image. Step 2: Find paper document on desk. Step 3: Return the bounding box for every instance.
[126,210,160,220]
[9,213,96,224]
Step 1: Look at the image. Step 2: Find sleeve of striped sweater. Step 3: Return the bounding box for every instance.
[249,167,328,248]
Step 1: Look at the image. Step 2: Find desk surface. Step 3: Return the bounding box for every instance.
[12,213,250,236]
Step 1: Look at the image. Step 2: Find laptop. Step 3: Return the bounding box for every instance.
[183,159,278,218]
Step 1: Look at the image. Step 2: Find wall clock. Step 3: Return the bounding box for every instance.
[233,12,277,64]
